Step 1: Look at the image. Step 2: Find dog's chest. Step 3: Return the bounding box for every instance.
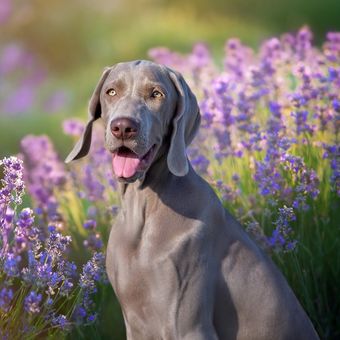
[107,211,185,292]
[106,220,184,334]
[106,208,206,325]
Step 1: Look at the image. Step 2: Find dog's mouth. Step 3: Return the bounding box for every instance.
[111,145,156,179]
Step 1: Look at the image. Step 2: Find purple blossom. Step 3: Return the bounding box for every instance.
[0,287,13,312]
[87,313,97,323]
[333,99,340,112]
[324,32,340,62]
[267,206,297,252]
[83,220,104,251]
[254,160,283,197]
[87,206,97,219]
[3,252,21,277]
[0,0,11,24]
[14,208,38,253]
[291,110,314,135]
[190,154,210,175]
[148,47,185,72]
[83,219,97,230]
[215,180,239,203]
[46,228,72,259]
[83,233,103,251]
[323,144,340,196]
[20,135,67,215]
[224,38,254,79]
[0,157,25,208]
[73,252,107,324]
[3,85,35,114]
[63,118,85,137]
[149,43,213,81]
[0,44,31,76]
[268,101,282,118]
[24,291,42,314]
[296,26,313,60]
[79,252,106,294]
[81,165,105,201]
[188,43,212,70]
[282,154,320,206]
[0,154,106,335]
[51,314,70,330]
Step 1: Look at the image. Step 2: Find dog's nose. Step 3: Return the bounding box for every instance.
[110,118,140,140]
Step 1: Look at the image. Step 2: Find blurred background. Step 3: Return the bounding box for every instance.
[1,0,340,160]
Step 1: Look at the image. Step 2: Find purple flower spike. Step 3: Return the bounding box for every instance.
[20,135,67,215]
[0,157,25,208]
[267,206,297,252]
[0,287,14,312]
[51,314,70,330]
[3,253,21,277]
[83,219,97,230]
[24,291,42,314]
[63,118,85,137]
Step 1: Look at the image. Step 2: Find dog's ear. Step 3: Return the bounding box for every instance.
[166,69,201,176]
[65,67,111,163]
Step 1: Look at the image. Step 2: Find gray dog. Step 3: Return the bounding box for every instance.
[66,60,319,340]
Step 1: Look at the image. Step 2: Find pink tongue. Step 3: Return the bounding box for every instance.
[112,150,141,178]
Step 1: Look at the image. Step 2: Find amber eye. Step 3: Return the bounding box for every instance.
[106,88,117,96]
[151,90,163,98]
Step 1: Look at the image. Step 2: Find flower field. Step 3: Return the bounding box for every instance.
[1,27,339,339]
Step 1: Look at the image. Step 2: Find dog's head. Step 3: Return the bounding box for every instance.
[65,60,200,183]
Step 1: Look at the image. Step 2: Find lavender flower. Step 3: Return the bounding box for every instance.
[0,157,25,256]
[3,252,21,277]
[51,314,70,330]
[82,165,105,201]
[323,144,340,196]
[323,32,340,62]
[224,38,254,80]
[267,206,297,252]
[24,291,42,314]
[63,118,85,137]
[79,252,106,293]
[83,233,103,251]
[190,154,210,175]
[20,135,67,217]
[46,226,72,260]
[14,208,38,253]
[282,154,320,209]
[0,156,25,208]
[254,160,283,197]
[83,219,104,251]
[291,110,314,135]
[0,0,11,24]
[3,85,35,114]
[0,287,14,312]
[74,252,107,324]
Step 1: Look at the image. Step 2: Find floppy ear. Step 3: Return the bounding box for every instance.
[65,67,112,163]
[167,69,201,176]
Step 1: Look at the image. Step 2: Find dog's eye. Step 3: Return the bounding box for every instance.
[106,89,117,97]
[151,90,163,98]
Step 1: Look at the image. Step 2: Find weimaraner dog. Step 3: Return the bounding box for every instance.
[66,60,319,339]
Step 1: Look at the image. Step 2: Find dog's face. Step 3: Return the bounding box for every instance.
[65,60,200,183]
[101,62,177,182]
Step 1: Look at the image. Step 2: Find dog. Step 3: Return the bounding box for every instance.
[66,60,319,340]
